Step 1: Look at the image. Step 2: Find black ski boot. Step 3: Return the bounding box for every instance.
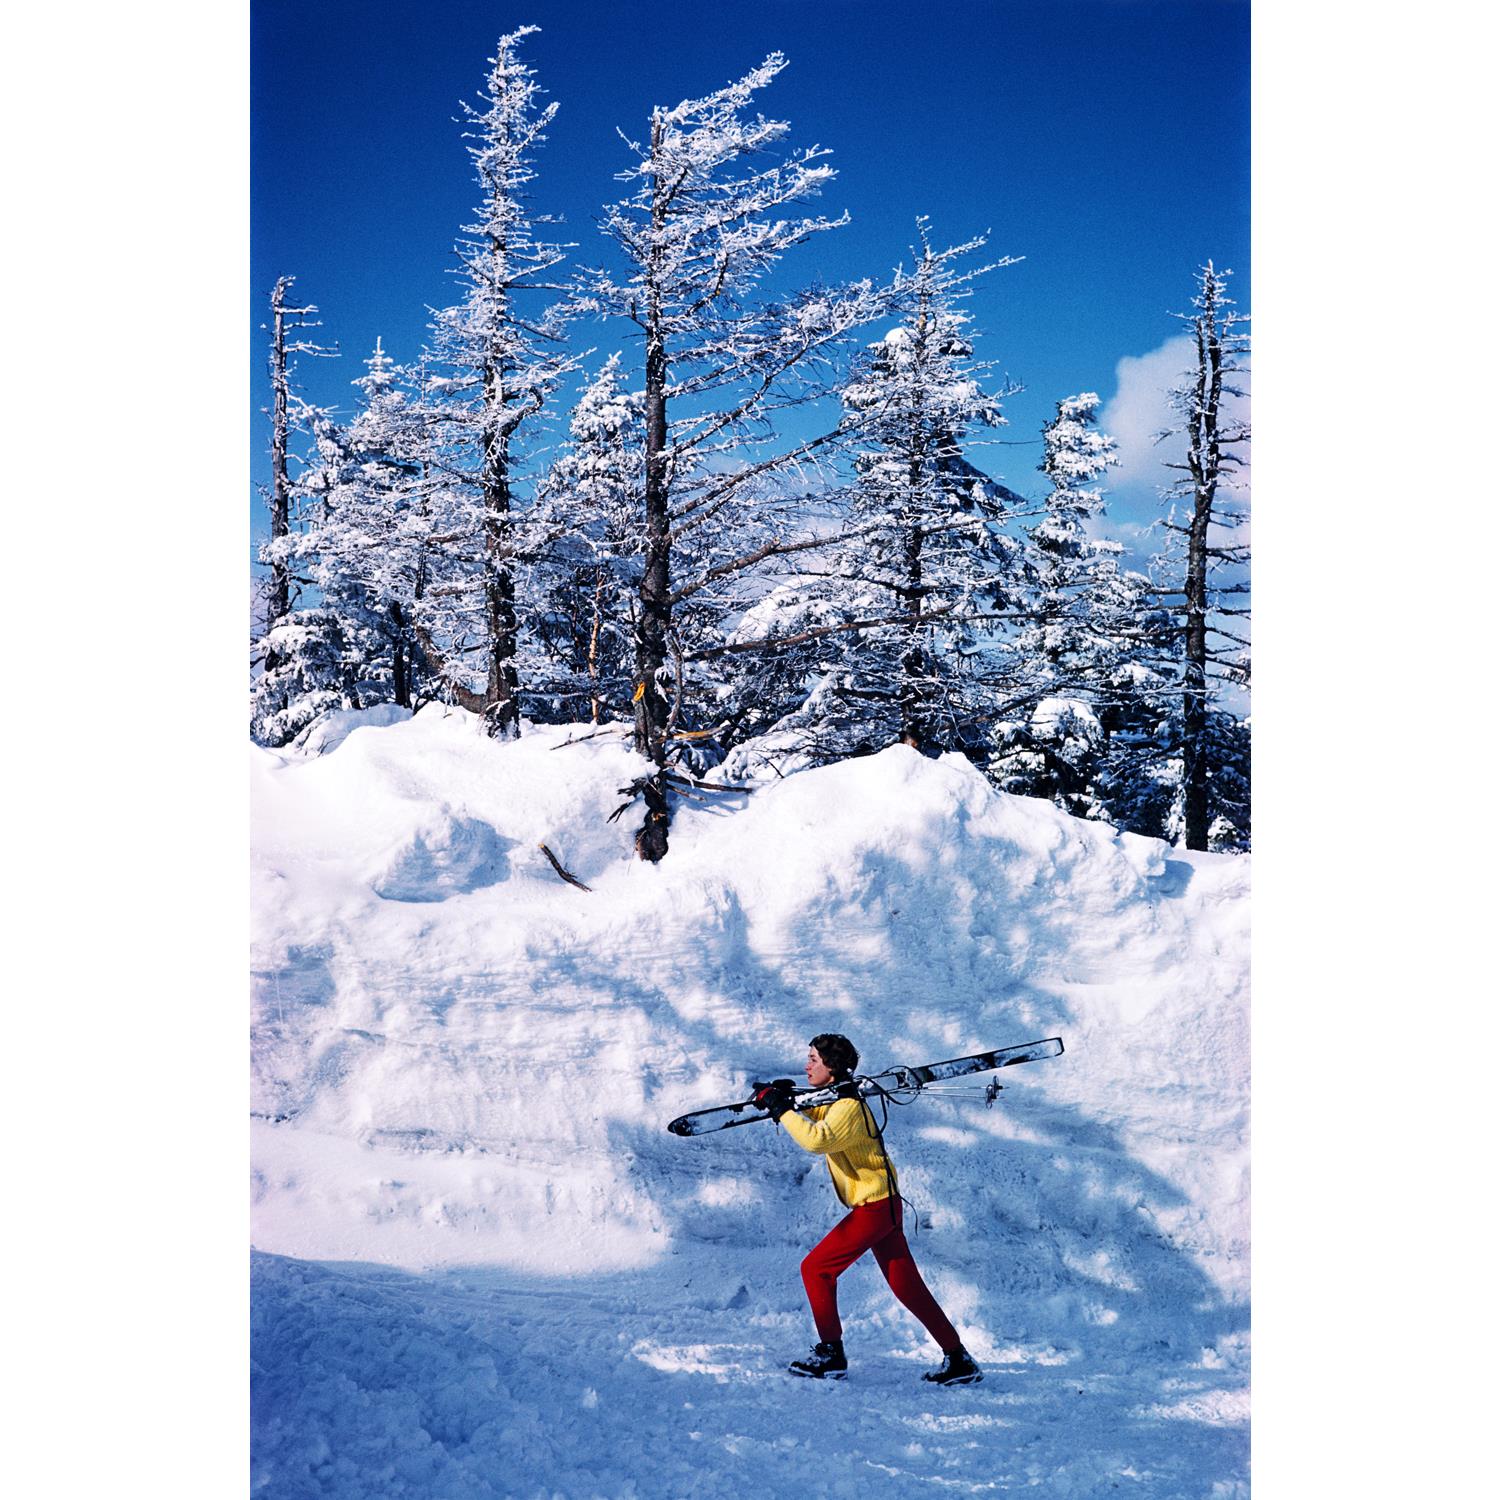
[922,1345,982,1386]
[788,1340,847,1379]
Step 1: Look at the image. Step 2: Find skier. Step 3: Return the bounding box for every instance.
[754,1033,982,1385]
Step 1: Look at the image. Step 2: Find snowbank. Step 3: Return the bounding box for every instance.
[251,705,1249,1495]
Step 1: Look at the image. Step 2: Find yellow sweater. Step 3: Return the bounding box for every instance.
[779,1096,897,1208]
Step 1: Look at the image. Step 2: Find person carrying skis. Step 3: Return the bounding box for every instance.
[754,1032,982,1385]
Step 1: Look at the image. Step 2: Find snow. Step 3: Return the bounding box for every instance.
[252,705,1248,1495]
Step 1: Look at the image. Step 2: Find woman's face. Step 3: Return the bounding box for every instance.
[806,1046,836,1088]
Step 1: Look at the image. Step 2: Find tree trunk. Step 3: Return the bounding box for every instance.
[483,483,520,737]
[391,602,410,709]
[636,337,670,765]
[482,245,521,739]
[587,568,606,724]
[897,301,932,749]
[266,279,294,668]
[1181,273,1225,852]
[633,111,673,862]
[899,512,928,748]
[1182,496,1210,849]
[412,625,488,715]
[633,772,671,863]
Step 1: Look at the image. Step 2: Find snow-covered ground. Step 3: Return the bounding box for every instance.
[251,706,1249,1497]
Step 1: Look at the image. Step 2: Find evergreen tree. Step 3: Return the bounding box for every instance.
[250,608,364,748]
[288,341,457,712]
[531,355,643,724]
[1028,393,1120,670]
[581,52,886,858]
[755,229,1024,760]
[1084,573,1181,836]
[251,415,369,745]
[427,26,578,738]
[1093,693,1250,852]
[989,392,1120,813]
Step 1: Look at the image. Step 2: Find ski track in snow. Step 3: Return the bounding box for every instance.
[251,708,1249,1497]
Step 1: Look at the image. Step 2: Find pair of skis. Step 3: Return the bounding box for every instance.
[665,1036,1064,1137]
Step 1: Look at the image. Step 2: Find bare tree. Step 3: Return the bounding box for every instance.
[261,276,336,650]
[1157,262,1250,849]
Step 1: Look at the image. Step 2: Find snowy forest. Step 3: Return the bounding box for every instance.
[250,29,1250,856]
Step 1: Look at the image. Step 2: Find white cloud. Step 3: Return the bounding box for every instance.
[1102,335,1197,494]
[1095,334,1252,554]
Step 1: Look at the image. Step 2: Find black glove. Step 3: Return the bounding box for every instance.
[752,1078,797,1121]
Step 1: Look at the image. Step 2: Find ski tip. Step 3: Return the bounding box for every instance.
[666,1117,692,1137]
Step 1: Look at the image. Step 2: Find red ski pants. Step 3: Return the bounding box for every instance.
[800,1199,961,1351]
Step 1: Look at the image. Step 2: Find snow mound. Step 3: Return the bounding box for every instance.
[370,812,513,902]
[292,702,413,757]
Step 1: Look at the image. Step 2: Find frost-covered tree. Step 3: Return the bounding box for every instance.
[250,608,364,747]
[250,277,341,745]
[426,26,578,738]
[988,393,1121,812]
[344,342,434,707]
[1093,689,1250,852]
[1200,709,1251,852]
[531,355,643,723]
[259,277,337,636]
[1027,393,1120,668]
[580,52,887,858]
[700,560,860,774]
[251,414,371,745]
[285,341,460,711]
[993,558,1179,829]
[749,229,1023,760]
[1155,262,1250,850]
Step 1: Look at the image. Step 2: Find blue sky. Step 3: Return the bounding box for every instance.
[251,0,1249,550]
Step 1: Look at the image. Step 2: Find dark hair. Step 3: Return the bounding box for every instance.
[809,1032,860,1077]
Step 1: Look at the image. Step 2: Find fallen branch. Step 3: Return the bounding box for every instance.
[537,843,593,893]
[663,770,752,794]
[550,725,630,751]
[666,721,730,742]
